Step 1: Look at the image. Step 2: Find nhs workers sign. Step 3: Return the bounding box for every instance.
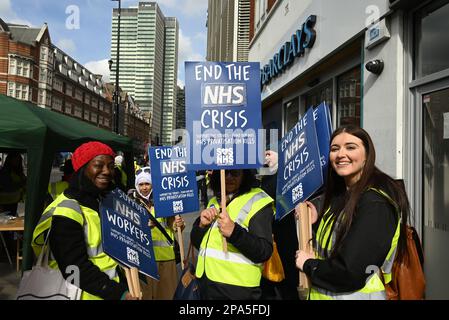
[261,15,317,87]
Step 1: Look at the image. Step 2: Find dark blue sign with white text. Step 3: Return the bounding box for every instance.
[148,145,199,218]
[276,108,324,220]
[313,102,333,181]
[185,61,264,170]
[100,188,159,280]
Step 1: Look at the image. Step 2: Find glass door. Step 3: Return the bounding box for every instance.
[422,87,449,299]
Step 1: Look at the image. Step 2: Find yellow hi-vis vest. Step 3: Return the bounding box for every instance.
[116,166,127,188]
[309,188,401,300]
[47,181,69,200]
[32,194,121,300]
[195,187,274,287]
[149,206,175,261]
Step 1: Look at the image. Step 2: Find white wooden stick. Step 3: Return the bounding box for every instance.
[220,170,228,253]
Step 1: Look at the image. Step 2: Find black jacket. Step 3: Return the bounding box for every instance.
[48,168,127,300]
[190,197,273,300]
[303,190,399,293]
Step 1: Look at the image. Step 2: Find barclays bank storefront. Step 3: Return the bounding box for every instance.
[249,0,449,298]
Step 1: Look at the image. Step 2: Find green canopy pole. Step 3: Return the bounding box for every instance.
[22,145,53,271]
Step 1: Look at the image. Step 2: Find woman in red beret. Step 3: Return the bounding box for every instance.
[32,141,136,300]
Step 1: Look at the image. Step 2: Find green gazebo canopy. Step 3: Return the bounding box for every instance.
[0,94,135,270]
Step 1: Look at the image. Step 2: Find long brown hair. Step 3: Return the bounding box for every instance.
[320,125,409,263]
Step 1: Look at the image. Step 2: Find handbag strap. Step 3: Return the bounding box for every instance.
[184,242,195,266]
[36,229,52,268]
[138,199,174,245]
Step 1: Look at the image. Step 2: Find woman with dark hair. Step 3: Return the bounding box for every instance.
[191,169,274,299]
[295,125,410,300]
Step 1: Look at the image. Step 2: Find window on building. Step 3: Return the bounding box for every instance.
[84,110,90,120]
[337,67,361,126]
[8,82,14,97]
[54,78,63,92]
[66,84,72,96]
[40,47,47,61]
[16,61,22,76]
[9,58,16,74]
[75,89,83,101]
[47,71,53,86]
[284,97,299,133]
[38,89,43,105]
[52,97,63,111]
[40,67,47,82]
[304,81,333,112]
[23,64,29,78]
[74,106,82,118]
[255,0,268,30]
[91,113,98,123]
[415,0,449,78]
[65,103,72,114]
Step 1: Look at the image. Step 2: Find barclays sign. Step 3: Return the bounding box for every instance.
[261,15,317,87]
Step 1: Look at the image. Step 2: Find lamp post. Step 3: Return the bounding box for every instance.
[111,0,121,134]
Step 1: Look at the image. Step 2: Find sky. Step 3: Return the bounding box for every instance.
[1,0,208,87]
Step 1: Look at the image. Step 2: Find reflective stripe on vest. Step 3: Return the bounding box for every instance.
[309,188,401,300]
[32,194,120,300]
[149,207,175,261]
[195,188,274,287]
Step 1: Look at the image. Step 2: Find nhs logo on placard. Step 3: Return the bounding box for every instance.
[173,200,183,214]
[292,183,304,203]
[127,247,140,266]
[202,83,247,107]
[217,148,234,165]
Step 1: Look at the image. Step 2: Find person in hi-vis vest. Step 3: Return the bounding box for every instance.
[295,125,411,300]
[32,141,137,300]
[46,158,74,205]
[127,167,185,300]
[191,169,274,300]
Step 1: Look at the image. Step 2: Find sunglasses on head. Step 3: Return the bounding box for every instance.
[225,170,243,177]
[136,167,151,175]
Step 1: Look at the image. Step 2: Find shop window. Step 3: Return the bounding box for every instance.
[304,80,333,123]
[415,0,449,78]
[284,97,299,133]
[337,67,361,126]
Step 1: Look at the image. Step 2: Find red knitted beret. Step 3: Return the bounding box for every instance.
[72,141,116,172]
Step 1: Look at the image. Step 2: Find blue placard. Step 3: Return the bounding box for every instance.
[148,145,199,218]
[100,188,159,280]
[313,102,333,181]
[185,61,264,170]
[276,108,324,220]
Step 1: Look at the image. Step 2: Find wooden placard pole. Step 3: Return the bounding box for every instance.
[297,202,313,295]
[176,216,185,270]
[130,267,142,299]
[124,266,142,299]
[220,170,228,253]
[124,267,135,297]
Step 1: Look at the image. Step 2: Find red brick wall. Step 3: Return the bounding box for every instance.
[0,33,9,95]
